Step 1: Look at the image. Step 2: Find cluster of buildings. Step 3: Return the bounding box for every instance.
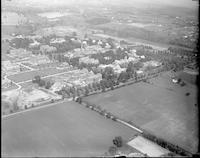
[98,63,126,74]
[79,56,99,65]
[143,60,162,68]
[50,68,102,92]
[9,48,32,61]
[7,47,52,68]
[113,56,139,68]
[64,45,108,58]
[26,54,51,66]
[98,56,139,74]
[2,87,62,112]
[2,76,12,89]
[50,37,66,44]
[39,45,57,54]
[2,60,21,75]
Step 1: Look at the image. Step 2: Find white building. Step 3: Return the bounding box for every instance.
[143,60,161,67]
[29,40,40,48]
[114,57,138,67]
[50,38,66,44]
[79,56,99,65]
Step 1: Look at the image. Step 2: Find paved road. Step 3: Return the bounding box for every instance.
[15,70,76,85]
[19,62,35,71]
[116,119,143,133]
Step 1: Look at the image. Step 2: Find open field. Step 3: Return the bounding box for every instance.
[2,25,33,36]
[7,67,71,83]
[2,101,137,157]
[84,71,198,153]
[177,71,197,85]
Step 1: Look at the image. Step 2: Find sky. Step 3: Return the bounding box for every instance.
[3,0,199,9]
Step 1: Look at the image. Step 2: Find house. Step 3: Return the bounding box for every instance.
[114,57,138,68]
[2,77,12,89]
[79,56,99,65]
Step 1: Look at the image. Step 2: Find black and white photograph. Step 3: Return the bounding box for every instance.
[1,0,199,157]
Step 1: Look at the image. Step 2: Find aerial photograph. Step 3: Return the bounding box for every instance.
[1,0,199,157]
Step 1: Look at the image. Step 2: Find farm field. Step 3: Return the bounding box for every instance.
[7,67,72,83]
[84,71,198,153]
[2,101,137,157]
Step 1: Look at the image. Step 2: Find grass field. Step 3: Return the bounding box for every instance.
[7,67,71,83]
[178,71,197,85]
[84,71,198,153]
[2,101,137,157]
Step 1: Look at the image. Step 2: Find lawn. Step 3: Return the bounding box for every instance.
[84,71,198,153]
[7,67,71,83]
[2,101,137,157]
[177,70,197,85]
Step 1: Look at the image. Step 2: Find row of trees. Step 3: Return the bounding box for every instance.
[54,62,164,100]
[32,75,54,89]
[107,136,124,156]
[142,131,191,156]
[134,45,195,72]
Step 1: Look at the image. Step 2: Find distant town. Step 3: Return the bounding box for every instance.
[2,0,199,157]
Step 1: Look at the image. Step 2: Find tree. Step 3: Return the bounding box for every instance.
[133,61,143,70]
[32,75,41,83]
[102,85,106,92]
[92,82,97,91]
[84,33,88,39]
[102,67,115,81]
[78,97,82,104]
[108,146,117,156]
[72,93,76,100]
[88,84,93,91]
[118,71,128,83]
[110,82,114,90]
[45,80,53,89]
[126,62,135,79]
[38,79,45,87]
[72,31,77,37]
[85,87,89,96]
[113,136,123,147]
